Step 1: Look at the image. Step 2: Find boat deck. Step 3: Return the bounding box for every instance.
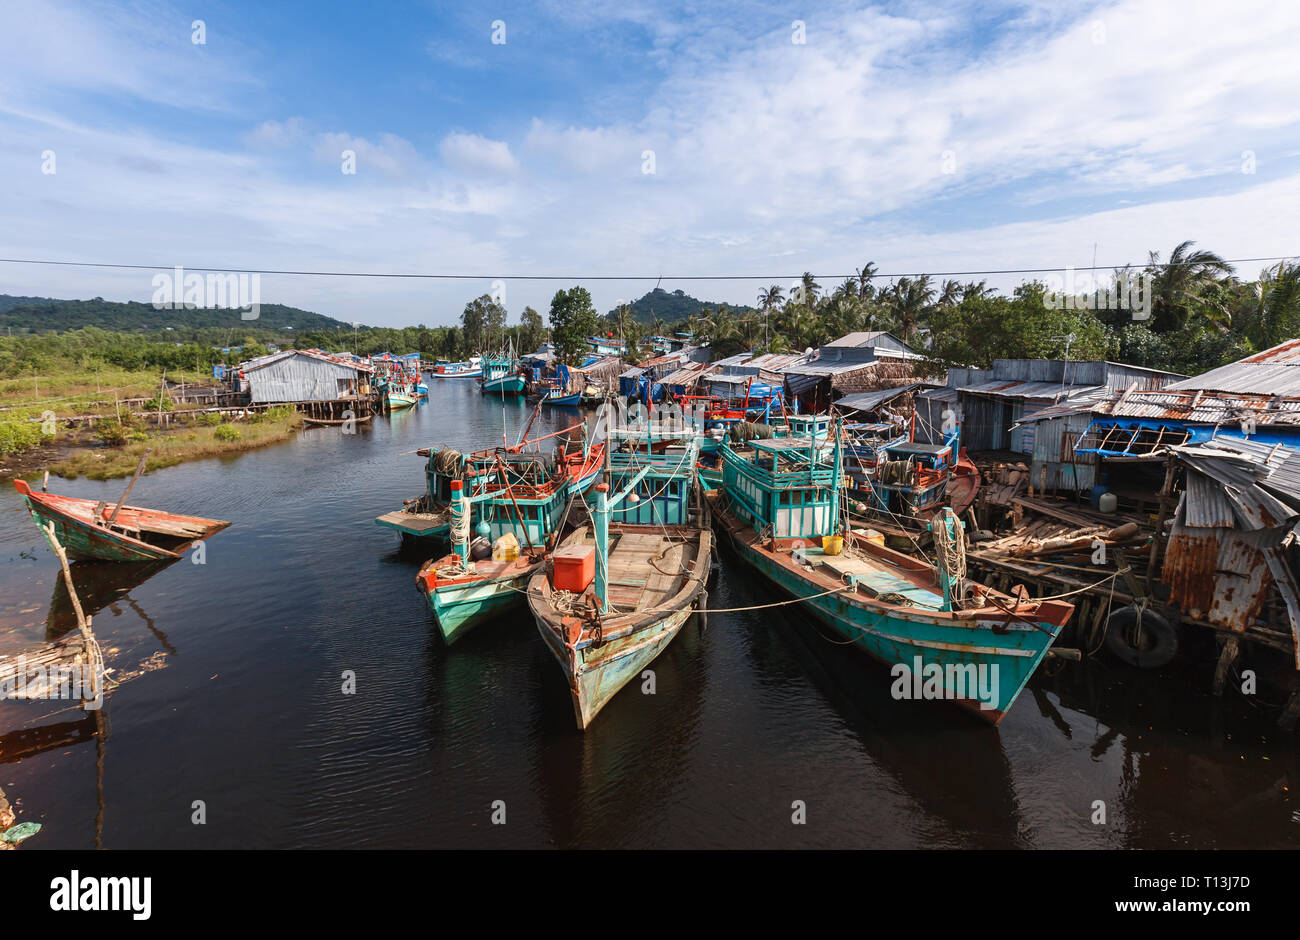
[565,527,695,613]
[814,551,945,609]
[375,510,447,536]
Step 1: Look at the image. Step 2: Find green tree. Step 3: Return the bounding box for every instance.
[549,286,599,365]
[1146,240,1233,333]
[519,306,545,354]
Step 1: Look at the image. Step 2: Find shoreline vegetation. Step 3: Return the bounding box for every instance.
[46,406,304,480]
[1,394,303,481]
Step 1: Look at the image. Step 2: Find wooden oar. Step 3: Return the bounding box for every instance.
[107,449,151,524]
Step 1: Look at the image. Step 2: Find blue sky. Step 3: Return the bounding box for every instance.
[1,0,1297,328]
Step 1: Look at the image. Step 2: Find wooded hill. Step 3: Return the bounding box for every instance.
[607,287,755,324]
[0,295,358,334]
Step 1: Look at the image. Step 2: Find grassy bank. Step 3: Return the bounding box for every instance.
[45,406,303,480]
[0,366,209,410]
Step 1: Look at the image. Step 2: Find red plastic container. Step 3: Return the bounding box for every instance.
[552,544,596,593]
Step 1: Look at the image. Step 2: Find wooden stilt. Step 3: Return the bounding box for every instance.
[1211,635,1240,696]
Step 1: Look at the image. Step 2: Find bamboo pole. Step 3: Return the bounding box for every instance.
[39,522,103,709]
[107,449,151,524]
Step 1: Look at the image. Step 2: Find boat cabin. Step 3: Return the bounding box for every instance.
[721,436,841,540]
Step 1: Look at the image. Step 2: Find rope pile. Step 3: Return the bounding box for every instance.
[432,448,464,476]
[728,421,774,443]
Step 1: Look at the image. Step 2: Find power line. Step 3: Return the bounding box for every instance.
[0,254,1294,281]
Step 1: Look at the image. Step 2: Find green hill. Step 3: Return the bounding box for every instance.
[607,288,754,325]
[0,294,359,334]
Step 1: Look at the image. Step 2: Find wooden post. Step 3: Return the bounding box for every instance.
[39,522,103,709]
[108,450,151,524]
[1211,635,1240,696]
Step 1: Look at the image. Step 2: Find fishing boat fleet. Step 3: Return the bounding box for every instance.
[370,380,1074,729]
[11,353,1074,733]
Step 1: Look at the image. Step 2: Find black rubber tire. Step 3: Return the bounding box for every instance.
[1104,605,1178,669]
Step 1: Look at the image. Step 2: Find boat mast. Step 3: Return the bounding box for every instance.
[449,479,471,566]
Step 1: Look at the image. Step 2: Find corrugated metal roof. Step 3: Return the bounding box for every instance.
[835,384,919,413]
[243,349,373,373]
[1182,471,1236,528]
[661,362,714,386]
[959,380,1104,401]
[824,331,892,347]
[1015,393,1109,424]
[1167,339,1300,395]
[1097,388,1300,426]
[1171,438,1300,531]
[781,360,879,377]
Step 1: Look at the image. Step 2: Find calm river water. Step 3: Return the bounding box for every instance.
[1,380,1297,849]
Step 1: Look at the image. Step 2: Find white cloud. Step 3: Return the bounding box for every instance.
[439,133,520,176]
[0,0,1297,325]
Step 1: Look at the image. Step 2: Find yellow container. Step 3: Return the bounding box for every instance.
[822,534,844,555]
[492,532,520,562]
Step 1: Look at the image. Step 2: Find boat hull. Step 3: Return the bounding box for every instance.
[535,602,694,729]
[387,392,417,409]
[541,392,581,407]
[715,508,1064,723]
[419,557,539,644]
[481,374,526,395]
[13,480,230,562]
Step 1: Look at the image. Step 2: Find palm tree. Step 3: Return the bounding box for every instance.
[797,271,821,310]
[960,279,995,302]
[884,275,935,342]
[856,262,878,301]
[757,284,784,350]
[1146,240,1233,332]
[1247,260,1300,348]
[937,278,961,308]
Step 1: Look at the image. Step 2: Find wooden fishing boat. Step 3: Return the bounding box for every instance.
[386,383,418,409]
[480,356,526,395]
[416,449,571,643]
[302,413,373,427]
[13,478,230,562]
[842,419,981,535]
[433,357,482,379]
[528,432,711,729]
[711,423,1071,723]
[559,433,605,496]
[541,389,581,407]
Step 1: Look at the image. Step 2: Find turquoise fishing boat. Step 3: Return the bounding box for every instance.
[528,431,711,729]
[710,421,1072,723]
[480,356,526,395]
[386,384,418,409]
[416,449,571,643]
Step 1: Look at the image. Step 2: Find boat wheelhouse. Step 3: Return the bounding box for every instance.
[415,448,571,643]
[480,356,526,395]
